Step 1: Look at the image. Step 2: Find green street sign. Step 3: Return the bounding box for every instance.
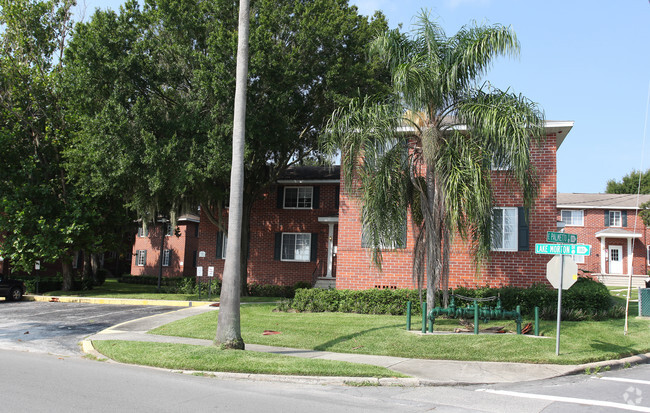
[535,243,591,256]
[546,231,577,244]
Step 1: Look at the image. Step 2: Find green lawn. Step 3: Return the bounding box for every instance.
[41,279,277,302]
[608,286,639,315]
[92,340,405,378]
[150,304,650,365]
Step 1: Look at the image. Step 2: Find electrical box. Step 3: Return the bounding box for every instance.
[639,288,650,317]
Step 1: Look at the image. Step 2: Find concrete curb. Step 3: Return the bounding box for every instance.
[80,339,426,387]
[25,294,216,308]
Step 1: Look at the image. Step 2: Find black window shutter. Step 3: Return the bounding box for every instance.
[622,210,628,227]
[216,231,223,258]
[193,250,197,267]
[277,186,284,209]
[517,207,529,251]
[274,233,282,260]
[167,250,172,266]
[399,217,407,249]
[143,250,147,265]
[334,186,340,210]
[604,210,609,226]
[310,233,318,262]
[312,186,320,209]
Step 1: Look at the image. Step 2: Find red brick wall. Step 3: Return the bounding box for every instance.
[131,221,198,277]
[335,134,559,290]
[558,208,649,275]
[196,183,339,286]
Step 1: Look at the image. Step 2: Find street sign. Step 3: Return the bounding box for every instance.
[196,266,203,277]
[535,243,591,256]
[546,231,577,244]
[546,255,578,290]
[208,266,214,277]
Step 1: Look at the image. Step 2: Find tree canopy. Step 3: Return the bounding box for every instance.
[64,0,390,289]
[325,11,545,309]
[605,169,650,194]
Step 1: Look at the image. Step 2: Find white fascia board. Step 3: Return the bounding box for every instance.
[276,179,340,184]
[558,205,641,210]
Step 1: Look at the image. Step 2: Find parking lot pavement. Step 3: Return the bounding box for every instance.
[0,300,177,356]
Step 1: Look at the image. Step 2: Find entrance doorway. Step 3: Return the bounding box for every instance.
[608,245,623,274]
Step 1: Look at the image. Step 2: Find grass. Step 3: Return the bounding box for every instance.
[150,304,650,365]
[41,279,278,303]
[608,286,640,315]
[92,340,406,378]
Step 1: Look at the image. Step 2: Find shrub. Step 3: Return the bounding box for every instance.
[248,281,313,298]
[286,277,615,319]
[94,268,110,286]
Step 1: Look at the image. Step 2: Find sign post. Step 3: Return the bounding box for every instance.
[536,235,587,356]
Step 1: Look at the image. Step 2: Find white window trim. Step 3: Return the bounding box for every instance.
[221,233,228,259]
[647,246,650,266]
[283,186,314,210]
[492,207,518,252]
[138,227,148,238]
[136,250,146,267]
[162,249,171,267]
[281,233,311,262]
[561,209,584,227]
[609,210,622,227]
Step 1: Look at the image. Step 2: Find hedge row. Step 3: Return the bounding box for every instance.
[289,277,617,320]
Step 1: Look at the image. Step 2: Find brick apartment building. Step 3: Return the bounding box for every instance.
[128,120,585,292]
[336,121,574,289]
[131,214,200,278]
[557,193,650,287]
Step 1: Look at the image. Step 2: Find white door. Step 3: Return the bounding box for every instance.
[608,245,623,274]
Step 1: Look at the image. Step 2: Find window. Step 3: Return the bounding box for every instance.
[561,210,584,226]
[138,227,148,237]
[361,217,407,249]
[216,231,228,259]
[609,210,622,227]
[165,223,173,236]
[281,233,311,262]
[135,250,146,266]
[283,187,313,209]
[162,249,171,267]
[571,255,585,264]
[647,246,650,266]
[492,207,518,251]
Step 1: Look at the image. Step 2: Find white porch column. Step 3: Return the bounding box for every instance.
[627,237,633,275]
[600,237,607,274]
[326,223,334,278]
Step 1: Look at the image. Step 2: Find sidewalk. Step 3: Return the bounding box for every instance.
[80,301,650,387]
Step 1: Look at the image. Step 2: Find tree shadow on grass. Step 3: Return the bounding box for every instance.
[312,323,403,351]
[590,340,638,358]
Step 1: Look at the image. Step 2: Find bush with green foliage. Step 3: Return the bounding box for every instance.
[288,277,616,320]
[248,281,312,298]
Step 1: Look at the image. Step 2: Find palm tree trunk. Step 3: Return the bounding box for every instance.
[215,0,249,350]
[425,163,440,311]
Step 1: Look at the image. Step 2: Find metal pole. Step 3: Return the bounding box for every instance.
[422,302,427,334]
[555,254,564,355]
[157,221,165,292]
[474,300,479,335]
[406,301,411,331]
[534,306,540,336]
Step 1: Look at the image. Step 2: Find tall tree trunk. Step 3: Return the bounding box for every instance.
[425,163,440,311]
[82,251,92,289]
[215,0,249,350]
[91,253,100,280]
[239,197,253,296]
[61,259,73,291]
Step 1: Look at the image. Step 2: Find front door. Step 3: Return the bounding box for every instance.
[608,245,623,274]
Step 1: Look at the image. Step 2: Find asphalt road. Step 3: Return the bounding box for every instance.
[2,348,650,412]
[0,300,177,356]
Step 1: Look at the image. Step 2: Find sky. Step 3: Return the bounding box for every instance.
[74,0,650,194]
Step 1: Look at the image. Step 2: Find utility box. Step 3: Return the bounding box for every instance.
[639,288,650,317]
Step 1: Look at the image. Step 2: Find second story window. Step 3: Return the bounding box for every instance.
[284,187,313,209]
[138,227,148,237]
[492,207,518,252]
[609,210,622,227]
[561,210,584,226]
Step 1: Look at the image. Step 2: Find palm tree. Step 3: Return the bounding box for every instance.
[215,0,250,349]
[325,11,545,310]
